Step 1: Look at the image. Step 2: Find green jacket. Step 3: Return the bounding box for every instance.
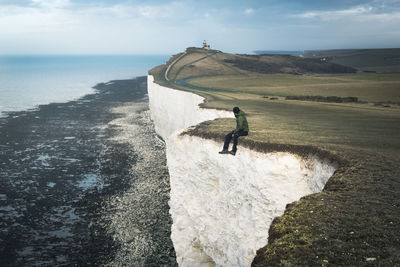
[235,110,249,132]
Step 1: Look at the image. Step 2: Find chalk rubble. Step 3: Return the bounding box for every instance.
[147,75,336,267]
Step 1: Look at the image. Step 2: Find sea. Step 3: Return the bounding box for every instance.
[0,55,168,116]
[0,55,177,266]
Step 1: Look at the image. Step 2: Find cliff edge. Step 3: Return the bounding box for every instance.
[147,75,337,267]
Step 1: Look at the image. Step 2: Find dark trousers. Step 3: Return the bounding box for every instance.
[223,130,248,152]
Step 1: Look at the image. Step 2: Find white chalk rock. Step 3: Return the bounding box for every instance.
[147,75,336,267]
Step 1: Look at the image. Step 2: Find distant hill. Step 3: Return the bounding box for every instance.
[223,54,356,75]
[303,48,400,72]
[254,50,303,56]
[150,47,357,83]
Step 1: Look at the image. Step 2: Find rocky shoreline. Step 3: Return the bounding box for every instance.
[0,77,176,266]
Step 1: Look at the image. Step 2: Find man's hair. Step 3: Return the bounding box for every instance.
[233,107,240,113]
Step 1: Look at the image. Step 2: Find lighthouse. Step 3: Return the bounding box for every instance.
[202,40,210,50]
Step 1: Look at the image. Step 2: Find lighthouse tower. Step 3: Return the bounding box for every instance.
[202,40,210,50]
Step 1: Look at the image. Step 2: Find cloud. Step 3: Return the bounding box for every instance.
[298,12,318,19]
[0,2,78,34]
[294,4,400,30]
[0,1,218,54]
[244,8,255,15]
[288,3,400,50]
[0,0,399,54]
[296,6,374,20]
[0,1,190,35]
[30,0,71,9]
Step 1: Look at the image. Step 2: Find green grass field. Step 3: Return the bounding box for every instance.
[186,73,400,102]
[149,48,400,266]
[304,48,400,72]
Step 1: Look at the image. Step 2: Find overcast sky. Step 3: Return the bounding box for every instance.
[1,0,399,55]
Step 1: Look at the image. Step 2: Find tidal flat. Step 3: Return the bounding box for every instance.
[0,77,176,266]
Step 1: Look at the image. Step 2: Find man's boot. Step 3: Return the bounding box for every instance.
[219,149,229,154]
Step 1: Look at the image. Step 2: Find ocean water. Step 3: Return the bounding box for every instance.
[0,55,177,265]
[0,55,168,116]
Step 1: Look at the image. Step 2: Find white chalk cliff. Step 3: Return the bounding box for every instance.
[147,75,336,267]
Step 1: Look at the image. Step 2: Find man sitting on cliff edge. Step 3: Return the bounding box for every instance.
[219,107,249,156]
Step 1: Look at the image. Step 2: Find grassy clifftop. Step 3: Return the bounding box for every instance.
[149,48,400,266]
[303,48,400,72]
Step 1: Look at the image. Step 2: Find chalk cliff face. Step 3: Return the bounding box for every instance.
[147,75,336,267]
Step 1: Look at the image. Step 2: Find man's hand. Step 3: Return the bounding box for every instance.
[232,130,238,137]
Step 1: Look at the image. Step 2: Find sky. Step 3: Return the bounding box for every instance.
[0,0,399,55]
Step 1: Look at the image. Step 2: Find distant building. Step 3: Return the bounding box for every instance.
[202,40,210,50]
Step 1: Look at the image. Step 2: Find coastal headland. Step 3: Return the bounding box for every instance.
[149,47,400,266]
